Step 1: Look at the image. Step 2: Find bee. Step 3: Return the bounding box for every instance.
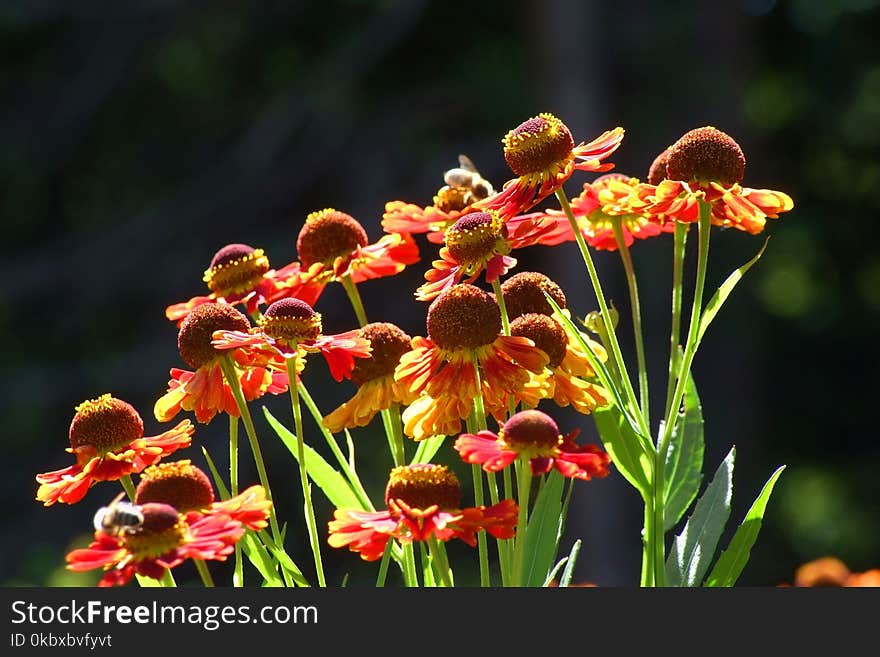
[93,492,144,537]
[440,154,496,206]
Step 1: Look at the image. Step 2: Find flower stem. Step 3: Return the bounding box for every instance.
[491,278,511,336]
[341,274,369,327]
[611,216,650,427]
[120,475,136,502]
[160,569,176,587]
[194,559,215,587]
[428,537,454,587]
[402,543,419,587]
[654,203,713,587]
[376,542,392,587]
[285,353,327,588]
[229,415,243,586]
[664,222,689,418]
[511,456,533,587]
[218,355,283,547]
[555,188,649,438]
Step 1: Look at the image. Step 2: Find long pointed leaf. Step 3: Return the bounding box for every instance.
[663,375,705,530]
[411,434,445,465]
[666,447,735,587]
[703,465,786,587]
[558,539,583,587]
[593,406,652,498]
[521,471,566,587]
[263,407,363,511]
[698,238,769,343]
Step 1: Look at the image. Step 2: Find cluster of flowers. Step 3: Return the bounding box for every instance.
[35,112,793,587]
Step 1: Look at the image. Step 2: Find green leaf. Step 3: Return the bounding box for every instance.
[703,465,786,587]
[698,238,769,343]
[242,533,285,587]
[268,544,311,587]
[558,539,582,587]
[593,405,652,498]
[666,447,735,587]
[663,375,705,530]
[521,471,566,587]
[411,434,445,465]
[263,407,363,511]
[200,446,231,500]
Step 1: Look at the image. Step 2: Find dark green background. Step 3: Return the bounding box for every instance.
[2,0,878,587]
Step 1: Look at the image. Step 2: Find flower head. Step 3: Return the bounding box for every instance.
[501,271,567,319]
[274,209,419,307]
[155,303,289,424]
[323,322,415,433]
[455,409,611,480]
[66,501,244,586]
[477,113,624,219]
[212,298,372,383]
[36,395,193,506]
[327,463,518,561]
[396,285,548,440]
[665,127,745,186]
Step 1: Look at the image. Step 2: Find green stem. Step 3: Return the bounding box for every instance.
[641,498,655,586]
[428,537,454,587]
[286,354,327,588]
[229,415,243,587]
[491,278,511,336]
[376,542,392,587]
[402,543,419,587]
[555,188,649,438]
[194,559,215,587]
[664,222,689,418]
[160,569,176,587]
[511,456,533,586]
[341,274,368,327]
[611,216,650,427]
[655,204,713,588]
[120,475,136,502]
[382,404,406,467]
[218,355,283,547]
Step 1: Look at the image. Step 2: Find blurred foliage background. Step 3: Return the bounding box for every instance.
[2,0,878,587]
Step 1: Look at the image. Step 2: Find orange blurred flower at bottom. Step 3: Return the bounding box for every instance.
[790,557,880,588]
[35,394,193,506]
[328,464,518,561]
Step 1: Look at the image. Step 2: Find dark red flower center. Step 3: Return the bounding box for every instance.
[445,211,507,266]
[204,243,270,296]
[260,298,322,343]
[510,313,568,369]
[501,271,567,319]
[647,147,672,185]
[296,209,368,267]
[426,284,501,351]
[665,127,746,185]
[350,322,412,386]
[385,464,461,510]
[68,394,144,453]
[178,303,251,369]
[121,503,187,560]
[501,409,562,450]
[135,460,215,512]
[503,113,575,177]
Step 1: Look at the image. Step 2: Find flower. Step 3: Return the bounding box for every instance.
[154,303,289,424]
[327,463,517,561]
[66,501,244,586]
[790,557,880,587]
[165,243,305,324]
[635,126,794,234]
[416,210,555,300]
[395,284,548,440]
[36,395,193,506]
[273,209,419,306]
[455,409,611,480]
[135,460,271,531]
[476,113,624,219]
[322,322,416,433]
[382,155,496,244]
[212,298,372,383]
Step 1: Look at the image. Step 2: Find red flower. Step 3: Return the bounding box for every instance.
[66,502,244,586]
[155,303,289,424]
[36,395,193,506]
[455,409,611,480]
[328,464,517,561]
[476,113,624,219]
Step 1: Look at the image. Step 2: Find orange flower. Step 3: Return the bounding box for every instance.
[66,501,244,586]
[416,210,556,300]
[635,126,794,234]
[36,395,193,506]
[328,464,517,561]
[395,285,548,440]
[273,209,419,306]
[382,155,496,244]
[212,298,372,383]
[165,243,306,324]
[455,409,611,480]
[791,557,880,587]
[154,303,289,424]
[476,113,624,219]
[135,460,271,531]
[323,322,416,433]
